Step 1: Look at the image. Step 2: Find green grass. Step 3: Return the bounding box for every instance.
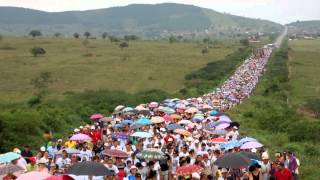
[0,37,238,103]
[288,39,320,106]
[228,39,320,179]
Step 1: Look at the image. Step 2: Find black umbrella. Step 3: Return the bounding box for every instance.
[214,153,251,168]
[67,161,114,176]
[239,151,261,161]
[0,164,24,176]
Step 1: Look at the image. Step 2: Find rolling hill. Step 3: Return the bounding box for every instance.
[0,3,282,37]
[287,20,320,36]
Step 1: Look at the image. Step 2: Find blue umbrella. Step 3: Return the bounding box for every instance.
[210,110,219,116]
[135,118,152,125]
[131,132,152,138]
[239,137,258,144]
[121,120,134,125]
[0,152,21,163]
[113,124,124,129]
[221,140,241,150]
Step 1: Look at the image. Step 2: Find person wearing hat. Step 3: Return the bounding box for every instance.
[192,172,200,180]
[26,157,38,172]
[37,158,49,173]
[261,153,271,180]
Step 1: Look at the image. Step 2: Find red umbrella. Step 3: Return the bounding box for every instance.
[176,164,203,176]
[208,137,227,144]
[46,175,74,180]
[103,149,129,158]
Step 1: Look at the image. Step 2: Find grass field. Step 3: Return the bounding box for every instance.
[288,39,320,108]
[0,37,238,103]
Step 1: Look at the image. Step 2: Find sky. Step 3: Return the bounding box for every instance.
[0,0,319,24]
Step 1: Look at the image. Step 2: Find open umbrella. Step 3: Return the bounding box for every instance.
[214,153,251,168]
[178,120,192,125]
[151,116,164,124]
[17,171,51,180]
[239,152,261,160]
[221,140,241,150]
[185,107,198,114]
[56,148,80,155]
[176,164,203,176]
[46,175,74,180]
[0,164,24,176]
[157,106,175,113]
[100,117,113,122]
[215,122,231,130]
[90,114,103,120]
[103,149,129,158]
[67,161,113,176]
[162,115,173,122]
[240,141,263,149]
[130,123,145,129]
[148,102,159,108]
[173,129,191,137]
[208,137,227,144]
[131,132,152,138]
[138,149,164,160]
[139,110,151,116]
[121,120,134,125]
[219,115,232,122]
[70,133,92,141]
[112,132,129,140]
[239,137,258,144]
[0,152,21,164]
[134,118,152,125]
[167,123,184,131]
[203,128,228,135]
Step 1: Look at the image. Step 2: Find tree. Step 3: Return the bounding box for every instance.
[53,33,61,38]
[119,42,129,50]
[169,36,177,43]
[84,32,91,39]
[201,48,209,55]
[109,36,120,43]
[30,47,46,57]
[29,30,42,38]
[240,38,250,47]
[124,35,139,41]
[73,32,80,39]
[203,38,210,44]
[102,32,108,39]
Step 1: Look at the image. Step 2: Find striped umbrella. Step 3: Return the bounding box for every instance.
[176,165,203,176]
[103,149,129,158]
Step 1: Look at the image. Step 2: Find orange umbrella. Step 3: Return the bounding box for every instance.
[173,129,191,136]
[208,137,227,144]
[176,164,203,176]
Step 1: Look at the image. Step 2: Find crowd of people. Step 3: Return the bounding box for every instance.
[0,46,300,180]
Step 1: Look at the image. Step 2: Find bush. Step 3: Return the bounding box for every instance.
[30,47,46,57]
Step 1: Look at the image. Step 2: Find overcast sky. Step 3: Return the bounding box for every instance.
[0,0,319,24]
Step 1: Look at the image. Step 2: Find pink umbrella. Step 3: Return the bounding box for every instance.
[148,102,159,108]
[70,133,92,141]
[162,115,173,122]
[17,171,51,180]
[240,141,263,149]
[90,114,103,120]
[218,115,232,122]
[215,123,230,130]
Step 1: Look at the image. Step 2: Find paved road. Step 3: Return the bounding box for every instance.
[274,26,288,48]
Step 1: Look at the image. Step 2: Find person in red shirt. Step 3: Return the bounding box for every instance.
[274,162,293,180]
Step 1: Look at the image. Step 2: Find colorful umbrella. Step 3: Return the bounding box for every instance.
[0,164,24,176]
[185,107,198,114]
[90,114,103,120]
[176,164,203,176]
[112,132,129,140]
[131,132,152,138]
[173,129,191,136]
[178,120,192,125]
[214,153,251,168]
[0,152,21,163]
[240,141,263,149]
[46,175,74,180]
[103,149,129,158]
[138,149,164,160]
[134,118,152,125]
[69,133,92,141]
[148,102,159,108]
[162,115,173,122]
[221,140,241,150]
[215,122,231,130]
[203,128,228,135]
[208,137,227,144]
[157,106,175,113]
[171,114,182,120]
[219,115,232,122]
[167,123,184,131]
[17,171,51,180]
[121,120,134,125]
[138,110,151,116]
[151,116,165,124]
[67,161,113,176]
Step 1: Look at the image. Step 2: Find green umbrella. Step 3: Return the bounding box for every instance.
[138,149,164,160]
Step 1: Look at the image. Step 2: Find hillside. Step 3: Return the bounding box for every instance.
[287,20,320,36]
[0,3,282,37]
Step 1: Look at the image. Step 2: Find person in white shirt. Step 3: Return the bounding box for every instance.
[56,150,71,169]
[80,146,92,161]
[178,146,189,158]
[104,159,119,175]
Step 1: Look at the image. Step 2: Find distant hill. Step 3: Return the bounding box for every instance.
[0,3,282,37]
[287,20,320,36]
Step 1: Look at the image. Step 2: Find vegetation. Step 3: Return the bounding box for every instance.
[102,32,108,39]
[228,40,320,179]
[73,32,80,39]
[119,42,129,50]
[30,47,46,57]
[84,32,91,39]
[29,30,42,38]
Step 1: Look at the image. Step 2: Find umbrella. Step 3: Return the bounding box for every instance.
[122,107,134,112]
[100,117,113,122]
[203,128,228,135]
[130,123,145,129]
[0,164,24,176]
[176,165,203,176]
[185,107,198,114]
[103,149,129,158]
[151,116,165,124]
[175,103,186,109]
[90,114,103,120]
[219,115,232,122]
[209,110,219,116]
[112,132,129,140]
[239,152,261,160]
[167,123,184,131]
[240,141,263,149]
[139,110,151,116]
[171,114,182,120]
[114,105,125,112]
[206,121,230,128]
[0,152,21,164]
[162,115,173,122]
[67,161,113,176]
[214,153,251,168]
[148,102,159,108]
[70,133,92,141]
[208,137,227,144]
[17,171,51,180]
[187,123,202,129]
[173,129,191,136]
[46,175,74,180]
[121,120,134,125]
[113,124,124,129]
[178,120,192,125]
[157,107,175,113]
[239,137,258,144]
[131,132,152,138]
[135,118,152,125]
[221,140,241,150]
[56,148,80,155]
[138,149,164,160]
[215,122,231,130]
